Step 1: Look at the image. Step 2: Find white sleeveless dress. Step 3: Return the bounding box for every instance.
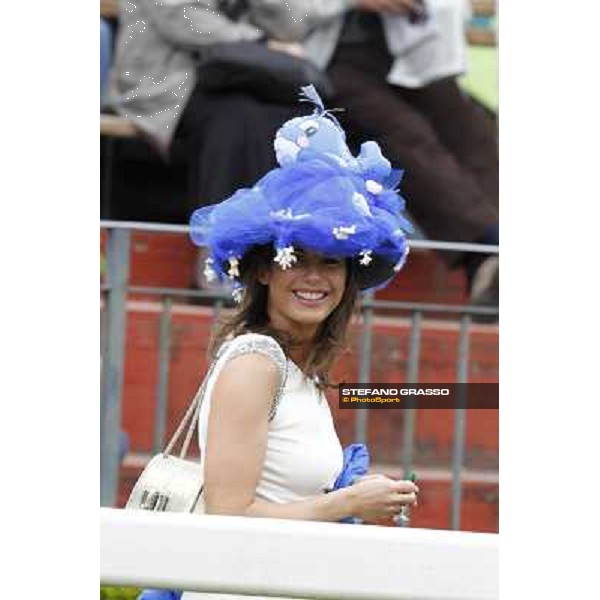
[182,333,345,600]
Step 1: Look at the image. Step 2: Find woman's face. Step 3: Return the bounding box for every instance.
[258,249,347,335]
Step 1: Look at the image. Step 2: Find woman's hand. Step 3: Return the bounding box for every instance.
[345,474,418,521]
[267,39,306,59]
[356,0,420,14]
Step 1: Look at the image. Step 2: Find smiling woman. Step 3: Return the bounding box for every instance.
[171,86,419,600]
[269,249,347,328]
[210,244,358,391]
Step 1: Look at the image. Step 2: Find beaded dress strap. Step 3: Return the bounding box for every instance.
[221,335,288,421]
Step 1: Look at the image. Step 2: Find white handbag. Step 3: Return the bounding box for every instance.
[125,360,219,515]
[125,335,287,515]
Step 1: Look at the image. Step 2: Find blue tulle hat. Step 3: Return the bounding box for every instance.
[190,86,413,301]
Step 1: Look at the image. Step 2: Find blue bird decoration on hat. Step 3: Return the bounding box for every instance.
[275,86,407,192]
[190,85,414,302]
[274,86,356,168]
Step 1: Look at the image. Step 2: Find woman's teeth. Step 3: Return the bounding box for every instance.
[293,291,327,301]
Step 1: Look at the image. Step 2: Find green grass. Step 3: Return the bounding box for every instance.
[100,586,141,600]
[460,45,498,113]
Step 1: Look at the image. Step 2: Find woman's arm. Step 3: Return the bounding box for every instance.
[204,353,416,522]
[145,0,265,49]
[245,488,355,521]
[203,352,276,515]
[204,352,354,521]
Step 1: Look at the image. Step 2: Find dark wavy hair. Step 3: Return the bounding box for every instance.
[210,244,360,390]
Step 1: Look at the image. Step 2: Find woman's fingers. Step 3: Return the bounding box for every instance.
[388,495,418,515]
[391,479,419,494]
[356,475,418,490]
[393,492,417,506]
[388,499,415,514]
[354,473,387,483]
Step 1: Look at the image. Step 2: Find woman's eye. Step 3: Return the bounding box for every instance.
[324,258,343,267]
[305,126,318,137]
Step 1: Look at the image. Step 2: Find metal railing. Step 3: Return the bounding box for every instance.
[101,508,499,599]
[100,221,499,528]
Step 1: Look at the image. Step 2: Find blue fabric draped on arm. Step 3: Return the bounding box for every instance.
[332,443,370,524]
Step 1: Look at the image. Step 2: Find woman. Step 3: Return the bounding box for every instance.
[136,88,418,600]
[197,246,418,526]
[188,90,416,598]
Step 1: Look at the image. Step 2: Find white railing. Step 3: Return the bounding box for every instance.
[100,508,498,600]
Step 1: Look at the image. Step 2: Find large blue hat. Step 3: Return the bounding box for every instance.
[189,86,413,300]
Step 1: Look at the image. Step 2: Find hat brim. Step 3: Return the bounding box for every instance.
[352,254,400,292]
[234,243,401,293]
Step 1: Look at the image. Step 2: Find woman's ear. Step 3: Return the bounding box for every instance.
[257,266,271,286]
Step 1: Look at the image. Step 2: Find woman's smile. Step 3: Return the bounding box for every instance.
[292,288,330,305]
[258,249,347,339]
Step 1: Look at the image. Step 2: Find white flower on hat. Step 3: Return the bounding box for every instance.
[393,246,410,272]
[359,249,373,266]
[232,285,245,304]
[203,257,217,283]
[274,246,298,270]
[365,179,383,195]
[332,224,357,240]
[227,256,240,279]
[352,192,372,216]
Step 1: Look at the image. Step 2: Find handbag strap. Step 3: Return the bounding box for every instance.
[163,357,219,459]
[162,336,288,459]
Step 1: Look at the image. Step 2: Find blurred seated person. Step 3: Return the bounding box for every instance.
[107,0,330,290]
[106,0,313,219]
[331,0,499,307]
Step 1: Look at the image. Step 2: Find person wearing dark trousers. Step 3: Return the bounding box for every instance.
[326,8,499,307]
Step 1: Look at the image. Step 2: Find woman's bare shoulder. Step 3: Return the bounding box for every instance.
[211,352,280,418]
[209,333,288,419]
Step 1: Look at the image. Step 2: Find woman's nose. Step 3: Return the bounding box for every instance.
[301,262,325,281]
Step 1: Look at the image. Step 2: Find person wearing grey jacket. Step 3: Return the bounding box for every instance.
[106,0,309,215]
